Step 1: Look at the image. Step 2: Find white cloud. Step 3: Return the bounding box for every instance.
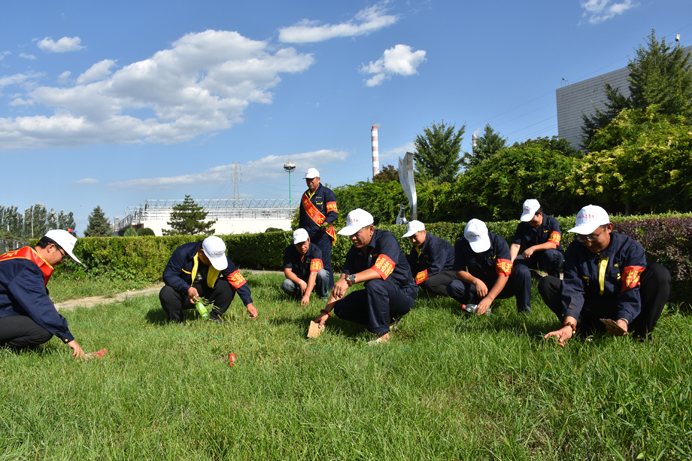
[380,141,415,160]
[580,0,636,24]
[37,36,85,53]
[0,71,43,91]
[0,51,10,61]
[279,3,398,43]
[361,44,426,87]
[108,149,348,190]
[76,178,98,184]
[19,53,37,60]
[0,30,314,151]
[58,71,71,84]
[76,59,117,84]
[9,98,34,106]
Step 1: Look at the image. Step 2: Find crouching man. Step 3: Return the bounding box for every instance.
[0,230,85,357]
[281,228,330,305]
[402,220,456,297]
[447,219,532,314]
[541,205,670,346]
[160,236,258,323]
[314,209,418,344]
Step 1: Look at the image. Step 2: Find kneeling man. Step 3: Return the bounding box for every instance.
[402,220,456,297]
[160,236,258,323]
[281,228,330,305]
[541,205,670,346]
[315,209,418,343]
[510,199,564,277]
[447,219,532,314]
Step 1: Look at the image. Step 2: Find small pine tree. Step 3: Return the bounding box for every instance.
[164,195,216,235]
[413,121,465,183]
[463,124,508,169]
[84,206,112,237]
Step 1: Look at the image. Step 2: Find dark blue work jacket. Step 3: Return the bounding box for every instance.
[162,242,253,305]
[406,233,455,284]
[453,233,513,285]
[512,214,564,253]
[283,243,323,278]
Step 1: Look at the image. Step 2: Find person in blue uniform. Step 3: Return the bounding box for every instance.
[281,228,330,305]
[159,236,257,323]
[510,199,564,277]
[402,220,455,297]
[314,209,417,344]
[446,219,532,314]
[541,205,671,346]
[0,230,85,357]
[299,168,338,289]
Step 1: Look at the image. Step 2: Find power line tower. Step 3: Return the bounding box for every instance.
[231,162,240,204]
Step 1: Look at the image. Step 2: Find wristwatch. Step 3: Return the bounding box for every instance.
[347,274,357,286]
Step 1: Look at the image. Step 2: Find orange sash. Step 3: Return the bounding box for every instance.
[0,247,54,286]
[301,192,337,246]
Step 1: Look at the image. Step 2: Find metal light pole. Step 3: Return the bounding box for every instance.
[283,160,296,205]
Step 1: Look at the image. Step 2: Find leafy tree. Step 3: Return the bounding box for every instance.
[47,209,59,230]
[567,106,692,214]
[413,121,465,183]
[164,195,216,235]
[23,204,48,239]
[582,30,692,148]
[58,210,77,233]
[510,136,581,156]
[373,164,399,183]
[84,206,112,237]
[123,228,138,237]
[452,143,579,221]
[463,124,508,169]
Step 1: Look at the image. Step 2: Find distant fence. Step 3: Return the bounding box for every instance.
[0,239,28,254]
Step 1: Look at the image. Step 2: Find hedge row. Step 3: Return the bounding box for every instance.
[37,213,691,304]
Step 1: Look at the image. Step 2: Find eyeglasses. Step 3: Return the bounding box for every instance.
[576,225,606,243]
[54,244,68,263]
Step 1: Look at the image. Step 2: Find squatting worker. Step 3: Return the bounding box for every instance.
[299,168,338,289]
[402,220,456,298]
[510,199,564,278]
[0,230,85,357]
[281,228,330,306]
[159,236,258,323]
[540,205,671,346]
[447,219,532,315]
[314,209,417,344]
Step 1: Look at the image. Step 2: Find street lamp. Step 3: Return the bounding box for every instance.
[283,160,296,205]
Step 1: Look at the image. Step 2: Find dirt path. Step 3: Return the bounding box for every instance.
[55,284,164,311]
[54,270,284,312]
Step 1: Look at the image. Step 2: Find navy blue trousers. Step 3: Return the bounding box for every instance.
[312,231,334,289]
[334,279,417,335]
[0,315,53,349]
[514,248,563,277]
[538,262,671,338]
[159,278,235,322]
[446,264,532,312]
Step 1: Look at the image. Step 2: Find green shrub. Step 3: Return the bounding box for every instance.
[137,227,155,236]
[123,228,138,237]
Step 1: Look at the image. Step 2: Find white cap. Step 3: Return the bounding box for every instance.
[402,220,425,238]
[44,229,81,264]
[464,219,491,253]
[337,208,374,236]
[202,236,228,271]
[293,228,309,244]
[303,168,320,179]
[568,205,610,235]
[520,199,541,222]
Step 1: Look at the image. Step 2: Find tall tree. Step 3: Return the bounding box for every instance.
[582,30,692,148]
[23,203,48,239]
[463,124,508,169]
[84,206,112,237]
[58,210,77,233]
[164,195,216,235]
[413,121,465,183]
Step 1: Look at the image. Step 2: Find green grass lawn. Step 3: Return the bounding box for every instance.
[2,274,691,460]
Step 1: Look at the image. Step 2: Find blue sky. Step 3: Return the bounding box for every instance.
[1,0,691,235]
